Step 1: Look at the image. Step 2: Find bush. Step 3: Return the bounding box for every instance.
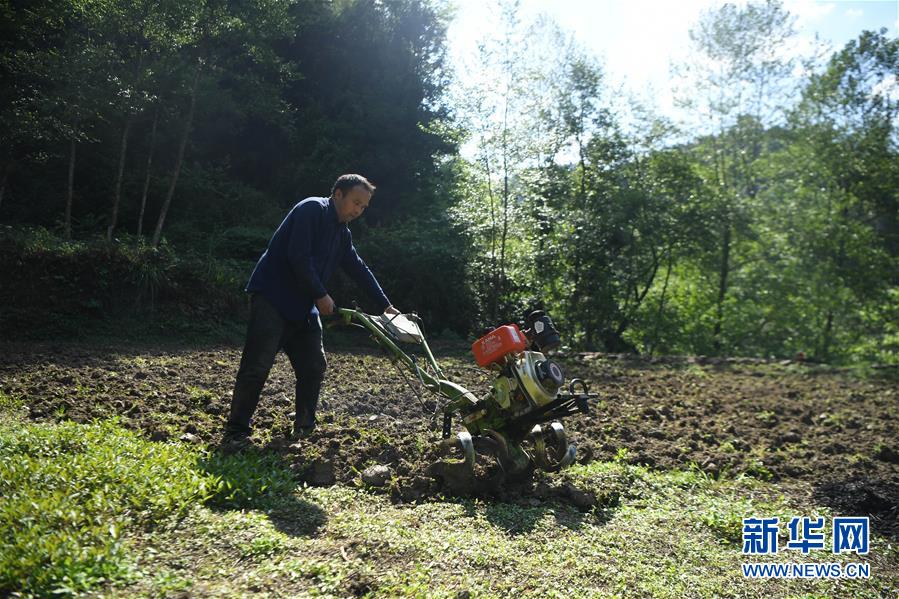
[346,216,479,335]
[0,226,247,341]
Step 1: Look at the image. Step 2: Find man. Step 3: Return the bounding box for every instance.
[222,173,398,450]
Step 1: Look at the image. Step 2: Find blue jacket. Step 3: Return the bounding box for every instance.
[246,197,391,324]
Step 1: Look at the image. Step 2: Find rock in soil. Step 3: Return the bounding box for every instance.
[309,458,336,486]
[874,445,899,464]
[361,464,392,487]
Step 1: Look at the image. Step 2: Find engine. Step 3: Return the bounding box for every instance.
[458,311,584,438]
[472,311,564,404]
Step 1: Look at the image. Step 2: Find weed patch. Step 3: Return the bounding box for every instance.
[200,450,297,510]
[0,419,218,596]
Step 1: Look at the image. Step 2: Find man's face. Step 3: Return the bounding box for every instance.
[333,186,371,223]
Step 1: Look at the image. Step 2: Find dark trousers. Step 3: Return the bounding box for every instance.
[225,293,326,436]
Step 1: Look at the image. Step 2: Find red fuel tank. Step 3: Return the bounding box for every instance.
[472,324,528,367]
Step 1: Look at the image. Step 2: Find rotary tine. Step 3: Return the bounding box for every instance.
[529,424,550,470]
[549,421,577,470]
[457,431,476,470]
[529,422,577,472]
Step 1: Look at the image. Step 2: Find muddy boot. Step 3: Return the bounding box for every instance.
[293,386,319,441]
[219,431,255,455]
[290,421,316,444]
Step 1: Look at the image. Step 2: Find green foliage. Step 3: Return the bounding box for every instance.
[0,419,218,597]
[0,225,246,341]
[1,0,896,362]
[347,213,479,333]
[850,287,899,365]
[450,2,897,364]
[0,417,313,596]
[209,225,276,262]
[698,497,755,545]
[1,0,456,235]
[0,390,24,413]
[199,451,297,510]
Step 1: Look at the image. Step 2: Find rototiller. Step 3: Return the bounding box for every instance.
[329,307,597,490]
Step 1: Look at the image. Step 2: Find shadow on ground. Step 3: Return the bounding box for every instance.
[198,447,328,538]
[814,475,899,540]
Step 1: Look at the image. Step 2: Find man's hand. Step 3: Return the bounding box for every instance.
[316,294,336,316]
[384,304,400,316]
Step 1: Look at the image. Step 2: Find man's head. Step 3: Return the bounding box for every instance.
[330,173,375,223]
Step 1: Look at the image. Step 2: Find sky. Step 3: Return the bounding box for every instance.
[446,0,899,121]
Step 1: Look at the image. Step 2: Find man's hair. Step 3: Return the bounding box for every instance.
[331,173,375,197]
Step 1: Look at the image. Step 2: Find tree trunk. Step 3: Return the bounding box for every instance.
[482,154,498,322]
[64,139,76,240]
[498,96,510,319]
[713,221,731,352]
[0,162,10,213]
[152,63,201,247]
[108,46,146,243]
[820,310,834,363]
[568,137,589,346]
[107,115,133,242]
[136,107,159,242]
[649,249,674,356]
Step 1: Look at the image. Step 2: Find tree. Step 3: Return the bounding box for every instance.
[150,0,293,246]
[675,0,799,352]
[450,6,588,325]
[784,29,899,360]
[102,0,165,242]
[798,29,899,260]
[0,1,114,237]
[281,0,454,220]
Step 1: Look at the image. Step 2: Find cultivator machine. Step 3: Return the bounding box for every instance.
[330,307,597,492]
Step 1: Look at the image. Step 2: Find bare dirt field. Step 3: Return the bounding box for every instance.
[3,336,896,541]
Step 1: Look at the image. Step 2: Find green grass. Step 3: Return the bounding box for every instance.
[1,416,897,598]
[0,419,214,596]
[0,418,305,597]
[0,390,25,416]
[200,451,298,509]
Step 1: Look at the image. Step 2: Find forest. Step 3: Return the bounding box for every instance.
[2,0,897,364]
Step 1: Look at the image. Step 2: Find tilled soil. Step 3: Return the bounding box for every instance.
[2,339,897,537]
